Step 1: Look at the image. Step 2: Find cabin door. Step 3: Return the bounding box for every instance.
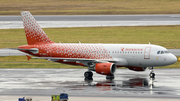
[144,47,151,59]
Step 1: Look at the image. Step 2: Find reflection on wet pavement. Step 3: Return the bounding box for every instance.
[68,77,155,94]
[0,69,179,98]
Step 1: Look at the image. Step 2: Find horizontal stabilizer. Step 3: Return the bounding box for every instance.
[18,48,39,54]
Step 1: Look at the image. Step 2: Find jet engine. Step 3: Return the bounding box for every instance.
[127,67,147,71]
[94,63,116,75]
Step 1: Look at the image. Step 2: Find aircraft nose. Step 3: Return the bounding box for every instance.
[169,54,177,64]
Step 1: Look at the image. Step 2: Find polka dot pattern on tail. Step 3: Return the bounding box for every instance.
[21,11,54,45]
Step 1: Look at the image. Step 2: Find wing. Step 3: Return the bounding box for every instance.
[26,55,117,66]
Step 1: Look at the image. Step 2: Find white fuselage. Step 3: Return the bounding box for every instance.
[39,43,177,68]
[101,44,177,67]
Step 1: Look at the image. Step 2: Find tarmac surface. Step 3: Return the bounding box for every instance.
[1,96,180,101]
[1,15,180,21]
[0,69,180,101]
[1,15,180,29]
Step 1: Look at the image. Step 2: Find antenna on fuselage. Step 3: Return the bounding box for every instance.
[79,41,81,44]
[149,42,151,45]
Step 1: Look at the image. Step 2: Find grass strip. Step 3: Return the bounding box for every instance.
[0,26,180,49]
[0,56,82,68]
[1,0,180,15]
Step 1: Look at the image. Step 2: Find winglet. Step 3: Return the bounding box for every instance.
[26,55,31,61]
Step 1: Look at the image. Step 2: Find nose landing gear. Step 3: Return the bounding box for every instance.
[149,67,155,78]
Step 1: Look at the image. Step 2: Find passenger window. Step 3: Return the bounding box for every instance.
[157,51,160,54]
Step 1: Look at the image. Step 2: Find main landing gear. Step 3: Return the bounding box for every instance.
[84,71,93,82]
[84,71,115,80]
[149,67,155,78]
[84,63,94,80]
[84,63,115,80]
[84,71,93,79]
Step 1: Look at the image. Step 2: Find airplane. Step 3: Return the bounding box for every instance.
[18,11,177,80]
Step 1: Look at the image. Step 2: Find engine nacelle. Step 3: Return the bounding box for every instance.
[95,63,116,75]
[127,67,147,71]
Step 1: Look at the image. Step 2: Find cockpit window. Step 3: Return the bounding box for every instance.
[157,50,169,54]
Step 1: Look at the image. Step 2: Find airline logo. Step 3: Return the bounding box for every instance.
[121,47,125,51]
[125,48,143,51]
[121,47,143,51]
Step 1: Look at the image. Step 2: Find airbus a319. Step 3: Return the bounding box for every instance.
[18,11,177,80]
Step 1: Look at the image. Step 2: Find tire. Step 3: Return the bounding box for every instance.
[84,71,93,78]
[150,73,155,78]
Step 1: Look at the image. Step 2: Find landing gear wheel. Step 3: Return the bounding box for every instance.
[84,71,93,79]
[106,75,114,80]
[149,67,155,78]
[149,72,155,78]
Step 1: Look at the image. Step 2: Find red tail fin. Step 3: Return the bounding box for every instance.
[21,11,54,45]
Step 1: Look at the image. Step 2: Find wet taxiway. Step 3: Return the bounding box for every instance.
[0,69,180,98]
